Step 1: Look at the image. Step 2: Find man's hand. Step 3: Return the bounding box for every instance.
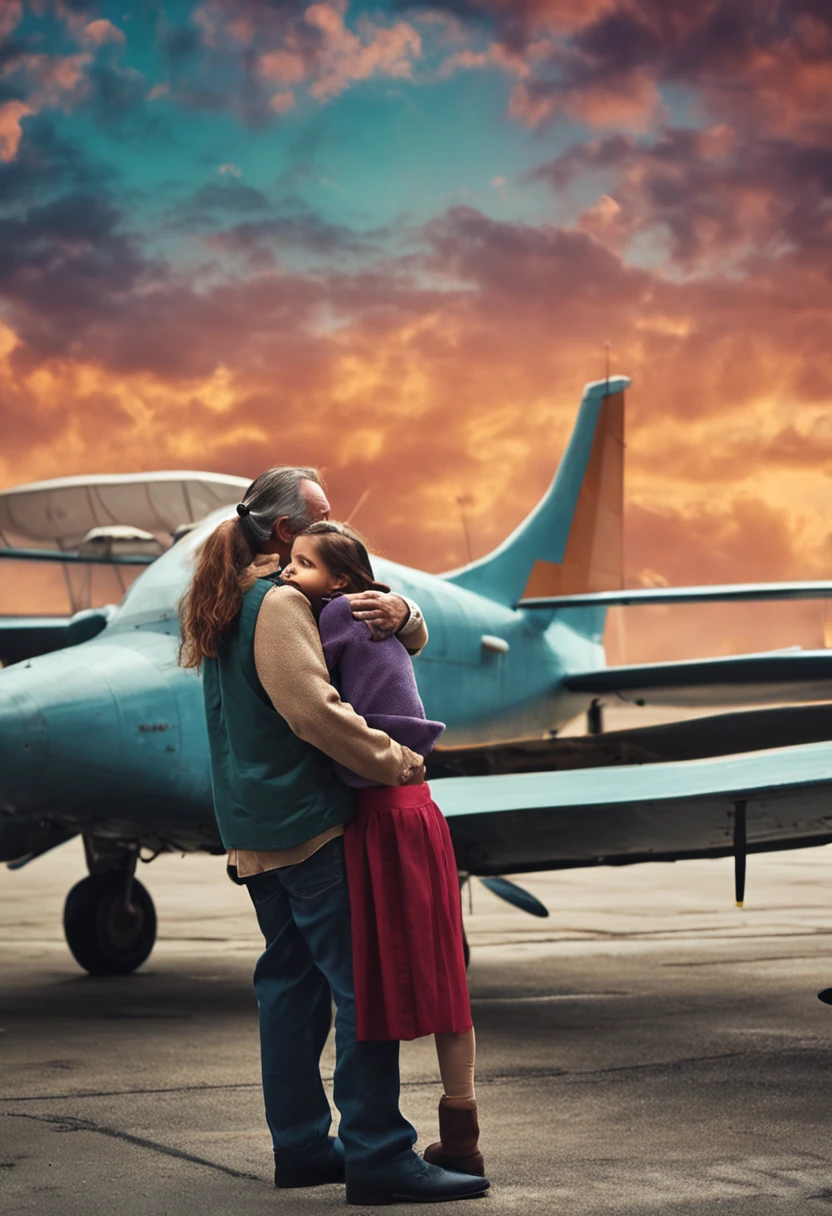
[403,756,426,785]
[404,762,426,785]
[347,590,409,641]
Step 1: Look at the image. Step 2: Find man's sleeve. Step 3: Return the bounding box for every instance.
[396,595,428,656]
[254,586,424,786]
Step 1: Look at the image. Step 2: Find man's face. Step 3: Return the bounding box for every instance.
[300,479,331,529]
[266,477,331,559]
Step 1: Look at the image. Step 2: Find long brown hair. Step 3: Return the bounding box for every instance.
[179,465,321,670]
[300,521,388,595]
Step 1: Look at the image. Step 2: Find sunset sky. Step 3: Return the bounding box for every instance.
[1,0,830,663]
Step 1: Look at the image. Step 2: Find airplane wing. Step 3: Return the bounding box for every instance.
[434,739,832,879]
[0,471,249,549]
[428,701,832,777]
[518,580,832,608]
[562,650,832,707]
[0,547,155,566]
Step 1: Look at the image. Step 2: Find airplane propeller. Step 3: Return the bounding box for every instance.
[477,876,549,918]
[457,873,549,969]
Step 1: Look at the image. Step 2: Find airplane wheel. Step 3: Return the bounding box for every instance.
[63,874,156,976]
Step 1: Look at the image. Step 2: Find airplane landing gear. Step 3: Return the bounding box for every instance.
[64,873,157,976]
[587,698,604,735]
[64,838,157,975]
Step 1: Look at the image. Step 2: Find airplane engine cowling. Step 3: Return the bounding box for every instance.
[0,634,204,841]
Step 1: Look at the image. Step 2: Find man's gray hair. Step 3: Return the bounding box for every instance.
[237,466,322,549]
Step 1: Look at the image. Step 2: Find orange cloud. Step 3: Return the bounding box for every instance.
[0,50,93,160]
[23,52,92,102]
[0,100,34,162]
[258,48,307,87]
[194,0,422,109]
[84,19,126,47]
[0,0,22,42]
[437,41,532,80]
[2,187,831,666]
[304,4,422,102]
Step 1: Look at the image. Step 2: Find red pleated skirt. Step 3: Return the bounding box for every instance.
[344,782,473,1042]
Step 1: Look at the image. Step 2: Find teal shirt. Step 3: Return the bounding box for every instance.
[202,577,355,850]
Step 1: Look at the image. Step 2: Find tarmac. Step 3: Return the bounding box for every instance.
[3,835,832,1215]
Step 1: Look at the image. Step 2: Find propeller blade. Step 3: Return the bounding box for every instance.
[479,876,549,918]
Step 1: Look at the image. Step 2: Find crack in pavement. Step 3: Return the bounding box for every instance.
[1,1049,763,1105]
[2,1081,264,1104]
[663,953,824,967]
[4,1111,268,1184]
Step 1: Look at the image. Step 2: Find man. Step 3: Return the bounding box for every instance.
[190,465,488,1206]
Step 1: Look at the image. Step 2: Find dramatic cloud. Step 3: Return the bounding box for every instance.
[0,2,23,43]
[206,214,376,264]
[531,126,832,269]
[0,99,32,162]
[84,19,126,47]
[166,177,272,229]
[2,198,830,585]
[404,0,832,139]
[185,0,423,117]
[2,0,832,666]
[0,191,161,364]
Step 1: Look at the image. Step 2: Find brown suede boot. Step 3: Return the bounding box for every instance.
[422,1097,485,1177]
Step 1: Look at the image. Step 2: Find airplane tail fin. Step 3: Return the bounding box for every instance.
[443,376,629,617]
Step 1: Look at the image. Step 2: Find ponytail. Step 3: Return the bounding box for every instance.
[178,519,254,670]
[178,463,325,669]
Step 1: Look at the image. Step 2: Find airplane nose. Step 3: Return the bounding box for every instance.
[0,654,120,819]
[0,639,193,833]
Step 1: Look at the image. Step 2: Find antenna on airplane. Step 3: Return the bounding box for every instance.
[456,494,474,564]
[604,340,611,391]
[345,487,372,525]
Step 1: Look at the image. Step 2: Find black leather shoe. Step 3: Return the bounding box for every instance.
[818,989,832,1005]
[274,1135,345,1188]
[346,1156,490,1205]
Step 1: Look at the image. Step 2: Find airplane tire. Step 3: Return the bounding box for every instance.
[63,874,156,976]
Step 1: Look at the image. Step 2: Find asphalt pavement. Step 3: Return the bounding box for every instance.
[3,836,832,1214]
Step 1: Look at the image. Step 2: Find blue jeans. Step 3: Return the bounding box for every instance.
[244,835,418,1173]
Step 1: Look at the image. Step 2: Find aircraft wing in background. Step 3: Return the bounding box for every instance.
[563,650,832,707]
[518,581,832,707]
[435,739,832,902]
[519,580,832,609]
[428,701,832,778]
[0,547,156,566]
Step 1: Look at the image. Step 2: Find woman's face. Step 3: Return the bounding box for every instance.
[281,535,346,604]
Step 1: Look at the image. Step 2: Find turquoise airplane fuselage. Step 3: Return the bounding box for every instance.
[0,525,604,853]
[0,377,627,857]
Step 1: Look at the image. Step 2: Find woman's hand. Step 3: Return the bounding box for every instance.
[346,590,410,640]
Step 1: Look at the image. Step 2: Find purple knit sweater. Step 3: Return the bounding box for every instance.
[318,595,445,788]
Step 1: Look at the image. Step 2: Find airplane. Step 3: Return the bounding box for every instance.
[4,373,832,977]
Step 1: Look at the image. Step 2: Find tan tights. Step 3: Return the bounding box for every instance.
[434,1027,476,1105]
